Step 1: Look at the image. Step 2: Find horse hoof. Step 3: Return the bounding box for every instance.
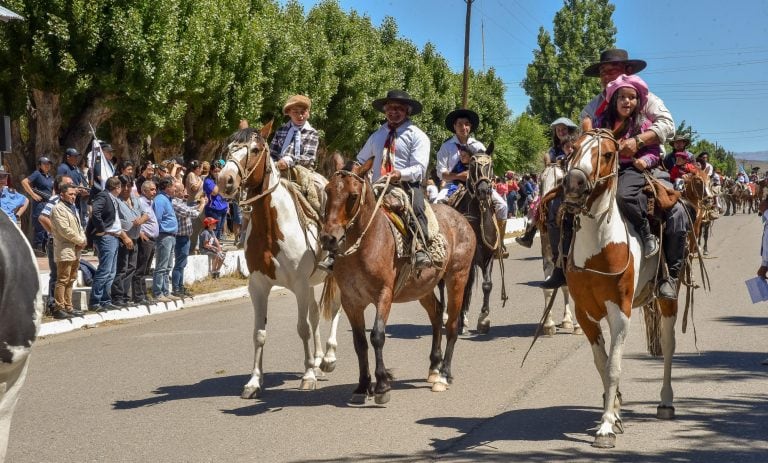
[573,326,583,335]
[561,320,573,331]
[431,378,448,392]
[320,359,336,373]
[592,434,616,449]
[460,326,468,335]
[703,250,709,256]
[543,325,556,337]
[349,393,367,405]
[657,405,675,420]
[241,386,262,399]
[374,391,391,405]
[427,371,441,384]
[476,318,490,334]
[299,379,317,391]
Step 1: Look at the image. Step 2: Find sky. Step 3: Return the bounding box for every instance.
[289,0,768,156]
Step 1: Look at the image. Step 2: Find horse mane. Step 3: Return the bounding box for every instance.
[342,160,357,172]
[227,127,259,144]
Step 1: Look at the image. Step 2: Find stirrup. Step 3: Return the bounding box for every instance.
[318,255,335,272]
[413,250,431,269]
[540,267,566,289]
[643,235,659,258]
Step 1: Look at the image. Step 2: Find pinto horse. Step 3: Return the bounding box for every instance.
[536,163,580,336]
[562,129,681,448]
[319,155,476,404]
[217,123,342,399]
[449,148,504,334]
[0,213,42,461]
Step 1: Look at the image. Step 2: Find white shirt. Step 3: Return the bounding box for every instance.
[356,120,430,183]
[703,162,714,177]
[106,192,123,234]
[435,135,486,180]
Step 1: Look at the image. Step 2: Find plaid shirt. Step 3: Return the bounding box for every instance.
[269,121,319,167]
[172,197,201,236]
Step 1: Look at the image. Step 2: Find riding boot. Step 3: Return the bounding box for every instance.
[659,232,686,299]
[413,249,431,269]
[515,221,537,248]
[318,254,336,272]
[497,218,509,258]
[540,213,573,289]
[638,219,659,258]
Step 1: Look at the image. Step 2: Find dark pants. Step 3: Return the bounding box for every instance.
[546,191,574,260]
[617,166,649,232]
[32,201,48,249]
[404,182,429,243]
[205,208,227,239]
[111,238,138,303]
[172,235,190,291]
[46,236,57,309]
[132,237,155,301]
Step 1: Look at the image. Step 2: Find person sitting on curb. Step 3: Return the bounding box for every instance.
[200,217,226,279]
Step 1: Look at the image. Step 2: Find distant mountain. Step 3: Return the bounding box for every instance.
[736,151,768,161]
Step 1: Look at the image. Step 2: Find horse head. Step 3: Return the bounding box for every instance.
[467,141,494,201]
[562,129,620,214]
[218,121,274,199]
[682,169,714,208]
[319,153,374,254]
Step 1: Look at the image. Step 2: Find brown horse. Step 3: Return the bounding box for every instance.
[680,168,713,254]
[319,155,476,404]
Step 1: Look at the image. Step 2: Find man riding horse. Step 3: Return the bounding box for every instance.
[319,89,432,271]
[541,49,689,300]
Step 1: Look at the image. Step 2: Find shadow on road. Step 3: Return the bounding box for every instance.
[628,350,768,383]
[715,315,768,327]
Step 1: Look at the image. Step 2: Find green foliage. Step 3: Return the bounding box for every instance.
[671,120,737,176]
[522,0,616,124]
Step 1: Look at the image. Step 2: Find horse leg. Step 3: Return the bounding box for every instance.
[294,284,319,391]
[345,306,372,404]
[542,287,557,336]
[476,258,493,334]
[656,299,678,419]
[561,287,581,334]
[418,293,444,387]
[595,303,631,447]
[242,276,270,399]
[439,271,468,391]
[437,280,448,326]
[371,292,394,404]
[459,265,475,335]
[702,223,710,256]
[320,289,342,373]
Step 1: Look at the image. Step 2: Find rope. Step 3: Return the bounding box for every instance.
[337,174,391,257]
[521,288,558,367]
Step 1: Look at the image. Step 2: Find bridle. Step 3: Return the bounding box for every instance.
[224,133,278,206]
[563,129,620,220]
[467,154,494,199]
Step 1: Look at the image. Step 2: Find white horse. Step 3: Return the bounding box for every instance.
[0,212,42,461]
[563,129,680,448]
[537,163,580,336]
[217,122,342,399]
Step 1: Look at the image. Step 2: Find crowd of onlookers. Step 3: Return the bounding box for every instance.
[0,143,240,320]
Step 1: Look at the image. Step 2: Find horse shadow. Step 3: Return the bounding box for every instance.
[461,323,539,341]
[714,315,768,327]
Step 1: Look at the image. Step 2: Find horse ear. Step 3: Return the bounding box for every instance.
[331,151,345,171]
[486,141,495,156]
[355,158,374,176]
[260,120,274,140]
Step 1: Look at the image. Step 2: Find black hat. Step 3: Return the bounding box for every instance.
[372,90,423,116]
[65,148,79,157]
[445,109,480,133]
[583,49,647,77]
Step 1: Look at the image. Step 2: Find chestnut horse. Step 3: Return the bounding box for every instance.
[319,155,476,404]
[562,129,681,448]
[217,123,342,399]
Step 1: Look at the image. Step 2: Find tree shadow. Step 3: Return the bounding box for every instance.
[714,315,768,327]
[627,350,768,383]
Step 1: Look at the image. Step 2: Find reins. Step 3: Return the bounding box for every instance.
[332,171,392,257]
[225,139,279,206]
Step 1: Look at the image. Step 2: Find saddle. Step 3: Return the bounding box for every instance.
[643,172,682,218]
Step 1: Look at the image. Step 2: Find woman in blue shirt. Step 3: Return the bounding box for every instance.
[203,160,229,239]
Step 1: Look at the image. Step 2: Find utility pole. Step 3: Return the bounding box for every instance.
[461,0,474,109]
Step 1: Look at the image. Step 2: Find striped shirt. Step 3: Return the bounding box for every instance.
[269,121,320,167]
[172,197,201,237]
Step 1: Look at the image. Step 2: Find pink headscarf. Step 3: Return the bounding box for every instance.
[604,74,649,109]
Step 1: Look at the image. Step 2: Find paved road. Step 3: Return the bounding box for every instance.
[8,213,768,462]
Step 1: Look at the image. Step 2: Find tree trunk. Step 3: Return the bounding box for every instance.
[61,95,115,158]
[183,108,201,159]
[27,88,61,165]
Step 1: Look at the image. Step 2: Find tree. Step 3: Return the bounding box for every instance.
[522,0,616,124]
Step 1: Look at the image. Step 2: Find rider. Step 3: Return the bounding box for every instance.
[269,94,321,213]
[697,152,714,178]
[319,90,432,271]
[542,50,686,299]
[436,109,509,257]
[516,117,579,248]
[669,133,697,188]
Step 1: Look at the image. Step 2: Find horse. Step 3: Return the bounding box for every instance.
[536,162,580,336]
[0,212,42,461]
[319,154,476,404]
[448,146,504,334]
[217,122,342,399]
[561,129,683,448]
[680,168,715,256]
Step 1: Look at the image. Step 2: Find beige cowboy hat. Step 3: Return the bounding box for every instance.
[282,95,311,115]
[372,89,423,116]
[670,133,691,148]
[445,109,480,132]
[583,48,647,77]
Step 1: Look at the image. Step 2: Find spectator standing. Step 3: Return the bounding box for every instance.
[506,172,519,218]
[135,161,154,194]
[184,160,205,253]
[38,175,73,313]
[171,179,206,297]
[21,156,54,253]
[0,171,28,227]
[152,177,179,302]
[200,217,226,278]
[49,183,87,319]
[133,180,159,305]
[87,176,133,312]
[203,161,229,239]
[111,175,147,306]
[57,148,90,227]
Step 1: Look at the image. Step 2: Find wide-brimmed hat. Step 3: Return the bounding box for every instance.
[670,133,691,147]
[604,74,649,109]
[282,95,311,115]
[444,109,480,133]
[584,48,647,77]
[372,90,422,116]
[549,117,578,131]
[202,217,219,227]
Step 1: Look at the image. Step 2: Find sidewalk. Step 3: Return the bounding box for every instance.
[37,218,529,337]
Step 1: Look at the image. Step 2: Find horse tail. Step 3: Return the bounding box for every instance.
[642,301,663,357]
[320,273,339,320]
